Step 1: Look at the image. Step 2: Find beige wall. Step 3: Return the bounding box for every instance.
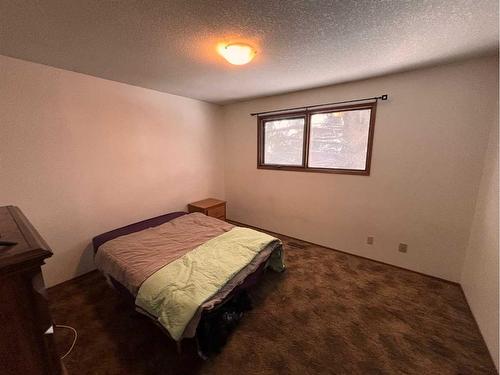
[1,51,498,366]
[222,56,498,283]
[461,104,499,368]
[0,55,225,287]
[1,53,498,361]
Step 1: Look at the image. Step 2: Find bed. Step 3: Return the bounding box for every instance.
[92,211,284,355]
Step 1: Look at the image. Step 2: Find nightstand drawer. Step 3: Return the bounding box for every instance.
[207,205,225,219]
[188,198,226,221]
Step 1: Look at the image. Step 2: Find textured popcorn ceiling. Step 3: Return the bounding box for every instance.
[0,1,498,104]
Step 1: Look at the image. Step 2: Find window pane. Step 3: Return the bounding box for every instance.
[264,118,305,165]
[308,109,371,170]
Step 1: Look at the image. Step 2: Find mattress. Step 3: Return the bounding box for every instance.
[93,212,280,339]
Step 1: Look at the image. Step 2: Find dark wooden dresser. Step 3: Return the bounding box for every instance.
[0,206,63,375]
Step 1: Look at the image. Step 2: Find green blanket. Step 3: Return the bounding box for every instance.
[135,227,285,341]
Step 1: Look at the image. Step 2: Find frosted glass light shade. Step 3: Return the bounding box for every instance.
[217,43,256,65]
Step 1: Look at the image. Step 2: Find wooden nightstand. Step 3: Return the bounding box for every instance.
[188,198,226,221]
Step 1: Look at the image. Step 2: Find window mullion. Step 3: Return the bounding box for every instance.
[303,113,311,169]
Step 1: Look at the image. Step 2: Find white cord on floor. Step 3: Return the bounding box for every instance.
[55,324,78,359]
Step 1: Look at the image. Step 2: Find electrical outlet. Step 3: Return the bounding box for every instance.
[367,236,374,245]
[398,243,408,253]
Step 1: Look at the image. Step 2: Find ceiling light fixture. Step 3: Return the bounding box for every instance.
[217,43,256,65]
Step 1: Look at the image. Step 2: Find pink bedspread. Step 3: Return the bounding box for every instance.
[94,213,234,296]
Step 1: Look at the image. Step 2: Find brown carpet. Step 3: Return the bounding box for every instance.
[49,232,497,374]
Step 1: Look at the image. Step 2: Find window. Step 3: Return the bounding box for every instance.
[257,102,377,175]
[263,117,305,166]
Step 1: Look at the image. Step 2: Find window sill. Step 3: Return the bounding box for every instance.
[257,164,370,176]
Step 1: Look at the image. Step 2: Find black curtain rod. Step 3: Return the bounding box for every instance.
[250,94,388,116]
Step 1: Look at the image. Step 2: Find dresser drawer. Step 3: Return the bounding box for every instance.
[207,205,225,220]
